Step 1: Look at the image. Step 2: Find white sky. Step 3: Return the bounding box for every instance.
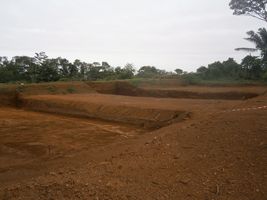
[0,0,265,72]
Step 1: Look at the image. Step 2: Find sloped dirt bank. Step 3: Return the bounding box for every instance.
[0,82,95,107]
[0,88,21,107]
[22,95,188,129]
[87,81,260,100]
[140,89,259,100]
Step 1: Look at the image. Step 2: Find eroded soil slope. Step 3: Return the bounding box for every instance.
[87,81,266,100]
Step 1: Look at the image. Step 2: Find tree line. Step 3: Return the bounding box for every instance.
[0,52,266,83]
[0,52,136,83]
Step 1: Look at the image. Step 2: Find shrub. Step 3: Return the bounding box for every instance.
[47,85,57,93]
[66,87,76,93]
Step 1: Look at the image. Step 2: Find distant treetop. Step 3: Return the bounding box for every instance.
[229,0,267,22]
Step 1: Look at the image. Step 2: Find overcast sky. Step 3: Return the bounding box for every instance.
[0,0,265,72]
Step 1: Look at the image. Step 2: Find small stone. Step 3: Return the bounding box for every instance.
[173,153,181,159]
[152,181,159,185]
[99,162,110,166]
[49,172,57,176]
[179,178,190,185]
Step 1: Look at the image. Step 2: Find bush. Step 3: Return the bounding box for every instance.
[181,73,201,85]
[47,85,57,93]
[263,71,267,81]
[66,87,76,93]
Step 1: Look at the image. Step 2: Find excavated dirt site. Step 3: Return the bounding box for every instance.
[0,81,266,200]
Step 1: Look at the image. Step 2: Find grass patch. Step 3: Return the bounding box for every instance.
[66,86,76,93]
[46,85,57,94]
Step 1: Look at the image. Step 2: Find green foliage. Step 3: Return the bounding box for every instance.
[136,66,170,78]
[128,78,142,87]
[66,87,76,93]
[0,53,137,83]
[196,66,208,79]
[0,52,266,84]
[229,0,267,22]
[263,71,267,81]
[196,58,242,80]
[241,55,263,79]
[174,68,183,75]
[115,63,135,79]
[181,73,202,85]
[136,66,158,78]
[37,59,60,82]
[46,85,57,93]
[236,28,267,61]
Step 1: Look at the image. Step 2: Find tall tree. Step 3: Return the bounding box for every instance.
[235,28,267,61]
[37,58,60,82]
[10,56,36,81]
[115,63,135,79]
[34,52,48,65]
[241,55,263,79]
[74,59,88,80]
[174,68,183,75]
[137,66,159,78]
[57,57,71,78]
[229,0,267,22]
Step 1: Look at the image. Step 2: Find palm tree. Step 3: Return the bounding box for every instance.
[235,28,267,61]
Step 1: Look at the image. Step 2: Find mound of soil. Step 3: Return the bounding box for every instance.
[22,95,188,129]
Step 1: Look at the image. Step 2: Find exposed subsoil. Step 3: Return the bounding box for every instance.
[87,81,265,100]
[21,94,189,129]
[0,83,266,199]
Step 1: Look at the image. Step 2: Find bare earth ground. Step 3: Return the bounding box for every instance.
[140,85,267,93]
[0,84,266,200]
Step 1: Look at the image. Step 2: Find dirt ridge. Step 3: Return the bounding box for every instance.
[87,81,260,100]
[21,95,188,129]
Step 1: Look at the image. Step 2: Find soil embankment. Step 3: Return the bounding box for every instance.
[87,81,262,100]
[22,95,188,129]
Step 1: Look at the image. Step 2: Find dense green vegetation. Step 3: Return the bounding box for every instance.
[0,53,136,83]
[1,53,266,84]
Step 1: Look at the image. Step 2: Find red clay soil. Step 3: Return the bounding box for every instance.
[0,89,266,199]
[20,93,245,128]
[87,81,267,100]
[0,107,146,176]
[21,94,188,129]
[15,81,95,95]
